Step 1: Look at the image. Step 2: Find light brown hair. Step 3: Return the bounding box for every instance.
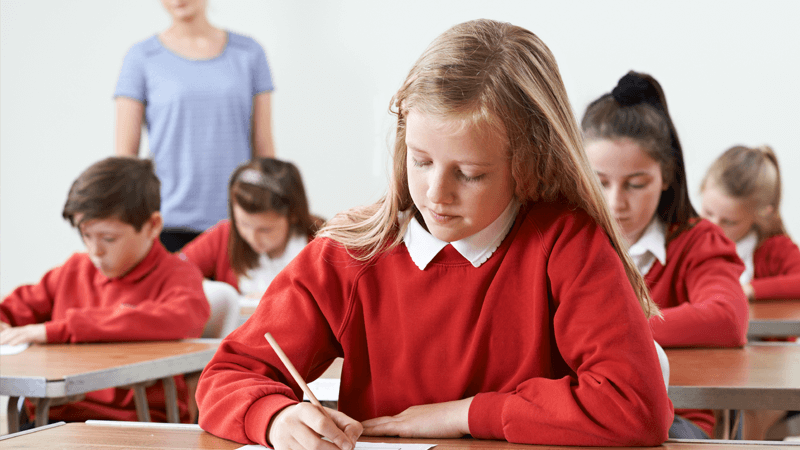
[702,145,787,240]
[63,157,160,231]
[228,158,321,276]
[319,19,658,318]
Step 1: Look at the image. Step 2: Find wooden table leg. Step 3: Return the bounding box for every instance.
[7,396,20,434]
[131,383,152,422]
[161,376,179,423]
[34,398,51,427]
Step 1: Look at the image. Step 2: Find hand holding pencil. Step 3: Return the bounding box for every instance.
[265,333,362,450]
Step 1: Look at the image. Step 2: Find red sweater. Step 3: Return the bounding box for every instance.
[751,235,800,300]
[0,240,210,423]
[197,202,673,447]
[180,220,240,290]
[645,219,748,436]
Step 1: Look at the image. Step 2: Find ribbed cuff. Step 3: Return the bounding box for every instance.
[468,391,510,440]
[45,321,69,343]
[244,395,299,447]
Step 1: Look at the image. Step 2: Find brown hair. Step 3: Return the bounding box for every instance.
[319,19,658,318]
[702,145,787,240]
[581,71,697,239]
[228,158,321,276]
[63,157,160,231]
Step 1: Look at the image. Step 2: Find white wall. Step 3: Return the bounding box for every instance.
[2,0,798,295]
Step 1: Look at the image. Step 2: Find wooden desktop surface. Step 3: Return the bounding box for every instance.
[666,343,800,410]
[0,339,220,398]
[3,423,799,450]
[748,299,800,338]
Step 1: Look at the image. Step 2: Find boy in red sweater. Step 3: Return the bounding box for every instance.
[0,157,210,423]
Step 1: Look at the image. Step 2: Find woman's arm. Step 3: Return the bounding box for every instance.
[115,97,145,157]
[252,92,275,158]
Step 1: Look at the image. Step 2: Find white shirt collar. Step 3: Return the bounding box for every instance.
[403,199,520,270]
[628,218,667,275]
[736,230,758,284]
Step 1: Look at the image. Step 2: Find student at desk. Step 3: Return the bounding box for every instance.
[700,145,800,301]
[0,157,210,423]
[180,158,322,306]
[197,19,673,449]
[582,72,749,438]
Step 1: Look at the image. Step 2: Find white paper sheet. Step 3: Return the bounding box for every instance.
[305,378,341,402]
[0,343,29,355]
[239,443,434,450]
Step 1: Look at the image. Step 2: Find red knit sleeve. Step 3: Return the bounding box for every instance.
[180,220,230,280]
[0,258,67,326]
[468,211,672,446]
[751,235,800,300]
[650,221,749,347]
[196,238,348,446]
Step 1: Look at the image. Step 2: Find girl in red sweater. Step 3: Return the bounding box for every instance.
[196,20,673,448]
[582,72,748,438]
[700,145,800,301]
[181,158,321,299]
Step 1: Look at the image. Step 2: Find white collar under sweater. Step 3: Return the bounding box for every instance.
[736,230,758,285]
[403,199,520,270]
[628,218,667,276]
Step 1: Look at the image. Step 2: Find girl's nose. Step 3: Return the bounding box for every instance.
[427,170,453,204]
[607,185,628,212]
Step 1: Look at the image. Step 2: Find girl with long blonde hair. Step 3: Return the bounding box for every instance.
[197,19,672,448]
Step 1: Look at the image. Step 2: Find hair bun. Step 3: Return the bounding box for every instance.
[611,72,661,108]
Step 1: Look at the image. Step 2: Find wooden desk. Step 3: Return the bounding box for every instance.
[2,422,799,449]
[666,343,800,410]
[0,339,219,431]
[749,299,800,339]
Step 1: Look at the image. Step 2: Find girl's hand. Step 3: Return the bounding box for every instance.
[268,402,362,450]
[361,397,473,438]
[0,323,47,345]
[742,283,755,301]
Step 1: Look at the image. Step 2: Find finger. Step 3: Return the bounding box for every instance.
[301,405,356,450]
[291,424,341,450]
[327,408,363,443]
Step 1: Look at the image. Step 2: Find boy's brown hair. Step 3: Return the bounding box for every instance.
[62,157,161,231]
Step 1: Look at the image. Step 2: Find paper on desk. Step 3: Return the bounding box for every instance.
[0,343,29,355]
[239,443,435,450]
[305,378,341,402]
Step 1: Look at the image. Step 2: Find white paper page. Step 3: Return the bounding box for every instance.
[0,343,29,355]
[305,378,341,402]
[239,444,435,450]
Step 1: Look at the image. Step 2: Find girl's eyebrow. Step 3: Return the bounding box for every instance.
[407,145,494,167]
[595,170,653,178]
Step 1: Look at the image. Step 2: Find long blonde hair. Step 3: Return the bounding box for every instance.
[319,19,658,318]
[702,145,788,241]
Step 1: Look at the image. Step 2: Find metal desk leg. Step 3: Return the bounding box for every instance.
[34,398,51,427]
[131,383,152,422]
[161,376,179,423]
[7,396,20,434]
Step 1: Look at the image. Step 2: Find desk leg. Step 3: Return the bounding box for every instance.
[131,383,152,422]
[161,376,179,423]
[7,396,20,434]
[721,409,730,440]
[34,398,51,427]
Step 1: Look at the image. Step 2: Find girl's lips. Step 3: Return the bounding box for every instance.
[429,210,457,224]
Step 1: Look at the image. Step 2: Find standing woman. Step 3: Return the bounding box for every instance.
[114,0,275,252]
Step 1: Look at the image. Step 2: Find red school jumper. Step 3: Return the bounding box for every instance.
[180,220,240,291]
[196,202,673,447]
[645,219,748,436]
[751,235,800,300]
[0,240,210,423]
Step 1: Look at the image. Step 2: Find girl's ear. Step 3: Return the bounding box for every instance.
[759,204,775,218]
[146,212,164,240]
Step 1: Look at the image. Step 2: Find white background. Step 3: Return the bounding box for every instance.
[2,0,798,295]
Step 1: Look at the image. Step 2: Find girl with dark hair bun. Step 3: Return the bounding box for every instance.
[583,71,749,439]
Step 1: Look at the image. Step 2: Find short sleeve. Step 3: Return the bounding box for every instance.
[251,41,274,95]
[114,43,147,103]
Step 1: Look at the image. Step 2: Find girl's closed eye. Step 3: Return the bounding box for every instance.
[458,170,485,182]
[412,158,431,168]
